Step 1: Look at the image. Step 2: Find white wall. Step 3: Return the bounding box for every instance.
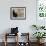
[0,0,37,42]
[0,0,36,33]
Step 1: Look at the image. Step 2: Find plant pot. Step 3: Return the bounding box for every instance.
[37,39,45,44]
[40,38,45,43]
[37,39,40,43]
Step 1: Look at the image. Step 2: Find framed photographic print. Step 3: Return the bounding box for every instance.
[10,7,26,20]
[37,0,46,19]
[36,0,46,26]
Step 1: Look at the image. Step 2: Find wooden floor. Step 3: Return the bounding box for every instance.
[0,42,46,46]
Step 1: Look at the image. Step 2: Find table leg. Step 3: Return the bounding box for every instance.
[5,34,7,46]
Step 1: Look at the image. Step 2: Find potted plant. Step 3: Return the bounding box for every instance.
[33,32,46,43]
